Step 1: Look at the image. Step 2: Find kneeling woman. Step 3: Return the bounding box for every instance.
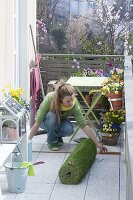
[29,80,107,152]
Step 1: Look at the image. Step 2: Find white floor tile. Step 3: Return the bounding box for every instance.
[50,182,87,200]
[24,182,54,194]
[85,186,119,200]
[14,193,50,200]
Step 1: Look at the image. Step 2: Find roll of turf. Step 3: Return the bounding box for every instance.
[59,138,97,184]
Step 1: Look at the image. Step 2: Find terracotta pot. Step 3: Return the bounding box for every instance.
[84,94,92,105]
[102,134,119,146]
[106,92,122,110]
[91,94,103,109]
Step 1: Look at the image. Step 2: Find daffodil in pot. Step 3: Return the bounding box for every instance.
[101,67,124,110]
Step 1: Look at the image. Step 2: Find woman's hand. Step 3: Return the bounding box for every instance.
[97,143,108,153]
[82,126,108,153]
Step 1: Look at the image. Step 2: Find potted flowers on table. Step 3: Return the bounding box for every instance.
[71,59,105,77]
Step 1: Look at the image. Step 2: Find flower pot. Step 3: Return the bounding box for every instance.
[106,92,122,110]
[83,93,92,105]
[102,134,119,146]
[84,95,92,105]
[91,94,103,109]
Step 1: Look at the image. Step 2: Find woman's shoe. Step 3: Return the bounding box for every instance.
[58,137,64,146]
[47,143,60,151]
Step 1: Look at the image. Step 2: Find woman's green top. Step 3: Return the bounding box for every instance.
[36,92,88,128]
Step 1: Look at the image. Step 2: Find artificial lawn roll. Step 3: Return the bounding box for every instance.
[59,138,97,184]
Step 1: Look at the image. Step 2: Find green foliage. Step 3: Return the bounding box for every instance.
[103,110,125,125]
[128,33,133,55]
[51,27,66,51]
[81,35,112,55]
[101,95,110,110]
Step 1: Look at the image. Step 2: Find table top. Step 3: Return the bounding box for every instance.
[66,77,108,87]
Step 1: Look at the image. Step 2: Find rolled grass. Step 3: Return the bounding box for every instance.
[59,138,97,184]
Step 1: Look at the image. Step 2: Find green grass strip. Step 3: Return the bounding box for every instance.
[59,138,97,184]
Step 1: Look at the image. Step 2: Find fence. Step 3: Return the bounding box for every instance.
[39,54,124,93]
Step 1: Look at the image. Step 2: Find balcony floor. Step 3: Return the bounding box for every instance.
[0,128,126,200]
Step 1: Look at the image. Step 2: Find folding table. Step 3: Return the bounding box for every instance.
[66,77,108,141]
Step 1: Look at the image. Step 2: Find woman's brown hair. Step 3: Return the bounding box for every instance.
[50,79,75,123]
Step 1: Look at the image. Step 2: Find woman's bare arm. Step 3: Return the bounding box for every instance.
[28,121,40,140]
[82,125,107,153]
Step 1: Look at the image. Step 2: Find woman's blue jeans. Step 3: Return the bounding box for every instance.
[42,112,74,144]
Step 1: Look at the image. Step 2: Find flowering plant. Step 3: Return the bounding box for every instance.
[101,80,124,95]
[1,84,30,111]
[101,64,124,95]
[71,59,104,77]
[99,123,121,137]
[103,109,125,125]
[109,67,124,81]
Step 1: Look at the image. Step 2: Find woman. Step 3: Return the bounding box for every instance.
[29,80,107,152]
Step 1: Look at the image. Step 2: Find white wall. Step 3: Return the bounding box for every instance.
[0,0,36,102]
[0,0,14,97]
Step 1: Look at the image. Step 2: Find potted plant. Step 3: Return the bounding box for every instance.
[99,123,121,145]
[101,79,124,110]
[98,109,125,145]
[71,59,104,77]
[103,109,125,125]
[101,66,124,110]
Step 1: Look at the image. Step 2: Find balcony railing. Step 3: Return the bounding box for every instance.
[124,55,133,200]
[40,54,125,93]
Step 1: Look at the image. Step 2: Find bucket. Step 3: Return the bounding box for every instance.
[4,162,29,193]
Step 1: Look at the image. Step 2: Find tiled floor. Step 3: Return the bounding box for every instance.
[0,128,126,200]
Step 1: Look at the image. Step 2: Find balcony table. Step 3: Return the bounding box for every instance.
[66,76,108,141]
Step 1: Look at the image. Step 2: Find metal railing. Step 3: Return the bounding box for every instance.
[124,55,133,200]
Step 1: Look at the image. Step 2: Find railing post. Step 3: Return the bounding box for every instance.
[124,55,133,200]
